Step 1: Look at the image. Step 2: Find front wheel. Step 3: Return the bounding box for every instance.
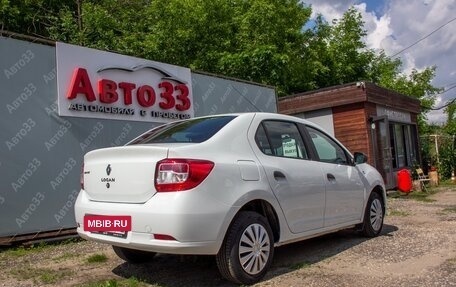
[216,211,274,285]
[361,192,384,237]
[112,246,156,264]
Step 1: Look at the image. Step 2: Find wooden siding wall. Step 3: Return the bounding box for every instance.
[365,82,420,113]
[279,85,366,115]
[332,103,371,163]
[279,82,421,116]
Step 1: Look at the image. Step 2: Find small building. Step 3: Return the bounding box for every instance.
[278,82,421,190]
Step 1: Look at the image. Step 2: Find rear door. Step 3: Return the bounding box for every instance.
[253,120,326,233]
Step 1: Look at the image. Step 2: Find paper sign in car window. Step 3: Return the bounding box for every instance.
[282,137,298,158]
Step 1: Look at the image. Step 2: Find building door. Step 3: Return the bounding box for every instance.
[373,117,395,189]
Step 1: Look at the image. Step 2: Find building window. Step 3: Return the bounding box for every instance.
[389,123,418,169]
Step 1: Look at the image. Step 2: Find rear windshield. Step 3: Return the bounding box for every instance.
[129,116,236,144]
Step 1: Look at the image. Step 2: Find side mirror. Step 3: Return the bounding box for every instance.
[354,152,368,164]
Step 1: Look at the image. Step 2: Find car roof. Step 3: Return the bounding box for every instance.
[200,112,323,130]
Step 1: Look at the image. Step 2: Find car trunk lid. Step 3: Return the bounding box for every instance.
[83,145,168,203]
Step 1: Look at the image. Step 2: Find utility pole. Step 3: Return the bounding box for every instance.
[452,135,456,182]
[430,134,440,167]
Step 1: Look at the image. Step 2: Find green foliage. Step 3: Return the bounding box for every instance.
[0,0,76,36]
[87,253,108,263]
[78,277,150,287]
[439,136,456,179]
[2,1,441,119]
[444,102,456,135]
[2,241,50,257]
[10,267,73,284]
[290,261,311,270]
[388,209,410,216]
[367,54,441,132]
[323,8,373,86]
[442,206,456,213]
[408,191,436,202]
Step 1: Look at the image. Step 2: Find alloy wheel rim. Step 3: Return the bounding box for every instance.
[238,223,270,275]
[370,198,383,232]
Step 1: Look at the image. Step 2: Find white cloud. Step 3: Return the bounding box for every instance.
[303,0,456,123]
[306,0,352,21]
[351,3,392,50]
[426,96,444,124]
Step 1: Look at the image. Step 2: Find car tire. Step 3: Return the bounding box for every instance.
[216,211,274,285]
[112,246,156,264]
[361,192,384,237]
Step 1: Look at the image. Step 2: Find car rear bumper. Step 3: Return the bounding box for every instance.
[74,189,235,255]
[77,228,221,254]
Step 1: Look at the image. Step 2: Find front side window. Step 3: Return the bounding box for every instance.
[256,121,308,159]
[129,116,236,144]
[307,127,349,164]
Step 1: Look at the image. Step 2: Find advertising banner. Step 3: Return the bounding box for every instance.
[56,42,194,123]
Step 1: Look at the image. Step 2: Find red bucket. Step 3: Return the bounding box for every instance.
[397,169,412,193]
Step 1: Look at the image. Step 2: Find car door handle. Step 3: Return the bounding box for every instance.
[327,173,336,181]
[274,171,286,180]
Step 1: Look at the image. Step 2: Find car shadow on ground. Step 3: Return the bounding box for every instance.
[112,224,398,286]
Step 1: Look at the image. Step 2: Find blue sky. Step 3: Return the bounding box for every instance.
[302,0,456,123]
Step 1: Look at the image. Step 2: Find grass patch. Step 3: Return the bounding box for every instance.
[438,180,456,187]
[290,261,311,270]
[406,191,436,202]
[87,253,108,263]
[10,267,73,284]
[444,257,456,266]
[388,209,410,216]
[442,206,456,213]
[2,242,50,257]
[4,247,29,257]
[77,277,150,287]
[1,237,81,257]
[388,191,436,202]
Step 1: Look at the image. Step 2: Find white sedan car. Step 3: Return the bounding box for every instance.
[75,112,385,284]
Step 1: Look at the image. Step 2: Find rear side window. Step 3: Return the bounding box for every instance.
[255,125,273,155]
[256,121,309,159]
[129,116,236,144]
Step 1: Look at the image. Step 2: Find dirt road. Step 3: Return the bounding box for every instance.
[1,186,455,287]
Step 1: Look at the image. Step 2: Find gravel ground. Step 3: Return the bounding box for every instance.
[0,186,455,287]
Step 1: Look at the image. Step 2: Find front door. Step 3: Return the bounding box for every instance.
[305,126,365,226]
[253,120,326,233]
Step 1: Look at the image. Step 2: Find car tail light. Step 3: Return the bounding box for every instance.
[155,159,214,192]
[80,163,84,190]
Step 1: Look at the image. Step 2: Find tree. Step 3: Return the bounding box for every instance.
[366,54,440,131]
[43,0,312,95]
[444,102,456,135]
[0,0,76,37]
[214,0,311,95]
[323,7,373,86]
[2,1,442,125]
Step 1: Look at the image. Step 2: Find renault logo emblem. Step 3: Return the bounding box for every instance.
[106,164,112,176]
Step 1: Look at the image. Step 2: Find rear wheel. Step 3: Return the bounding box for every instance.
[216,211,274,285]
[361,192,384,237]
[112,246,156,264]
